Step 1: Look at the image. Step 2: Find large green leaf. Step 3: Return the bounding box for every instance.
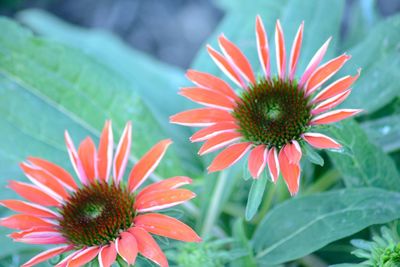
[327,120,400,191]
[252,188,400,265]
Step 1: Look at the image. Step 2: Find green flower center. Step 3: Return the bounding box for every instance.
[59,182,135,247]
[232,78,312,148]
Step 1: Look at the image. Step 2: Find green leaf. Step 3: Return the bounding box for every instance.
[253,188,400,265]
[245,173,268,221]
[232,219,257,267]
[327,120,400,191]
[301,142,324,166]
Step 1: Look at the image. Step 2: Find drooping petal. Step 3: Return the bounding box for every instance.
[186,69,239,101]
[267,147,280,183]
[278,147,301,196]
[218,35,256,85]
[207,45,246,88]
[255,15,271,78]
[55,250,80,267]
[78,137,97,183]
[170,108,234,127]
[285,141,302,164]
[11,230,67,245]
[311,109,362,125]
[311,89,351,115]
[289,21,304,80]
[113,122,132,185]
[8,181,61,207]
[21,245,73,267]
[0,214,56,230]
[98,242,117,267]
[116,231,138,265]
[299,37,331,87]
[129,227,168,267]
[138,176,192,197]
[248,145,268,178]
[190,122,239,142]
[98,120,114,182]
[179,87,235,110]
[65,131,88,185]
[135,189,196,213]
[275,20,286,80]
[0,200,58,218]
[68,246,100,267]
[208,142,252,173]
[128,139,172,193]
[303,133,342,149]
[305,54,351,95]
[134,213,201,242]
[198,131,242,155]
[27,157,77,191]
[312,69,361,103]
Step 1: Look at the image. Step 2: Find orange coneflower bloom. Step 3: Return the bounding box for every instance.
[0,121,200,267]
[171,16,361,195]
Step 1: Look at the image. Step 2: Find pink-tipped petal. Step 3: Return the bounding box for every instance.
[135,213,201,242]
[170,108,234,127]
[267,147,280,183]
[138,176,192,197]
[0,214,56,230]
[55,250,80,267]
[255,15,271,78]
[68,246,100,267]
[113,122,132,185]
[0,200,58,218]
[11,230,67,245]
[65,131,88,185]
[98,120,114,182]
[303,133,342,149]
[275,20,286,80]
[190,122,239,142]
[135,189,196,213]
[78,137,97,183]
[179,87,236,110]
[289,22,304,80]
[129,227,169,267]
[312,89,352,115]
[285,141,302,164]
[198,131,242,155]
[248,145,268,178]
[8,180,61,207]
[311,109,362,125]
[128,139,172,193]
[116,231,138,265]
[21,245,73,267]
[99,242,117,267]
[299,37,331,87]
[208,142,252,173]
[278,147,301,196]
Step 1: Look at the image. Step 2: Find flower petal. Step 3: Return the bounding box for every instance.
[135,213,201,242]
[138,176,192,197]
[170,108,234,127]
[8,180,61,207]
[113,122,132,185]
[78,137,97,183]
[198,131,242,155]
[135,189,196,213]
[68,246,100,267]
[289,21,304,80]
[65,131,88,185]
[98,242,117,267]
[311,109,362,125]
[129,227,168,267]
[278,147,301,196]
[0,214,56,230]
[11,229,67,245]
[255,15,271,78]
[267,147,280,183]
[116,231,138,265]
[285,141,302,164]
[208,142,252,173]
[21,245,73,267]
[128,139,172,192]
[303,133,342,149]
[275,20,286,79]
[248,145,268,178]
[98,120,114,182]
[311,89,352,115]
[190,122,239,142]
[179,87,235,110]
[0,200,58,218]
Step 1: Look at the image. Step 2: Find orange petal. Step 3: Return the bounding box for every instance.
[54,249,80,267]
[27,157,77,191]
[135,213,201,242]
[303,133,342,149]
[198,131,242,155]
[207,45,246,88]
[170,108,234,127]
[190,122,238,142]
[98,242,117,267]
[218,35,256,85]
[186,69,239,101]
[8,180,60,207]
[311,109,362,125]
[305,54,351,95]
[69,246,100,267]
[21,245,73,267]
[128,139,172,192]
[0,200,58,218]
[65,131,88,185]
[207,142,252,173]
[0,214,56,230]
[135,189,196,212]
[275,20,286,79]
[179,87,235,110]
[312,69,361,103]
[284,141,302,164]
[267,147,280,183]
[278,147,301,196]
[255,15,271,78]
[248,145,268,178]
[78,137,97,183]
[11,229,66,245]
[129,227,168,267]
[312,89,351,115]
[98,120,114,182]
[138,176,192,198]
[116,231,138,265]
[289,22,304,80]
[113,122,132,184]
